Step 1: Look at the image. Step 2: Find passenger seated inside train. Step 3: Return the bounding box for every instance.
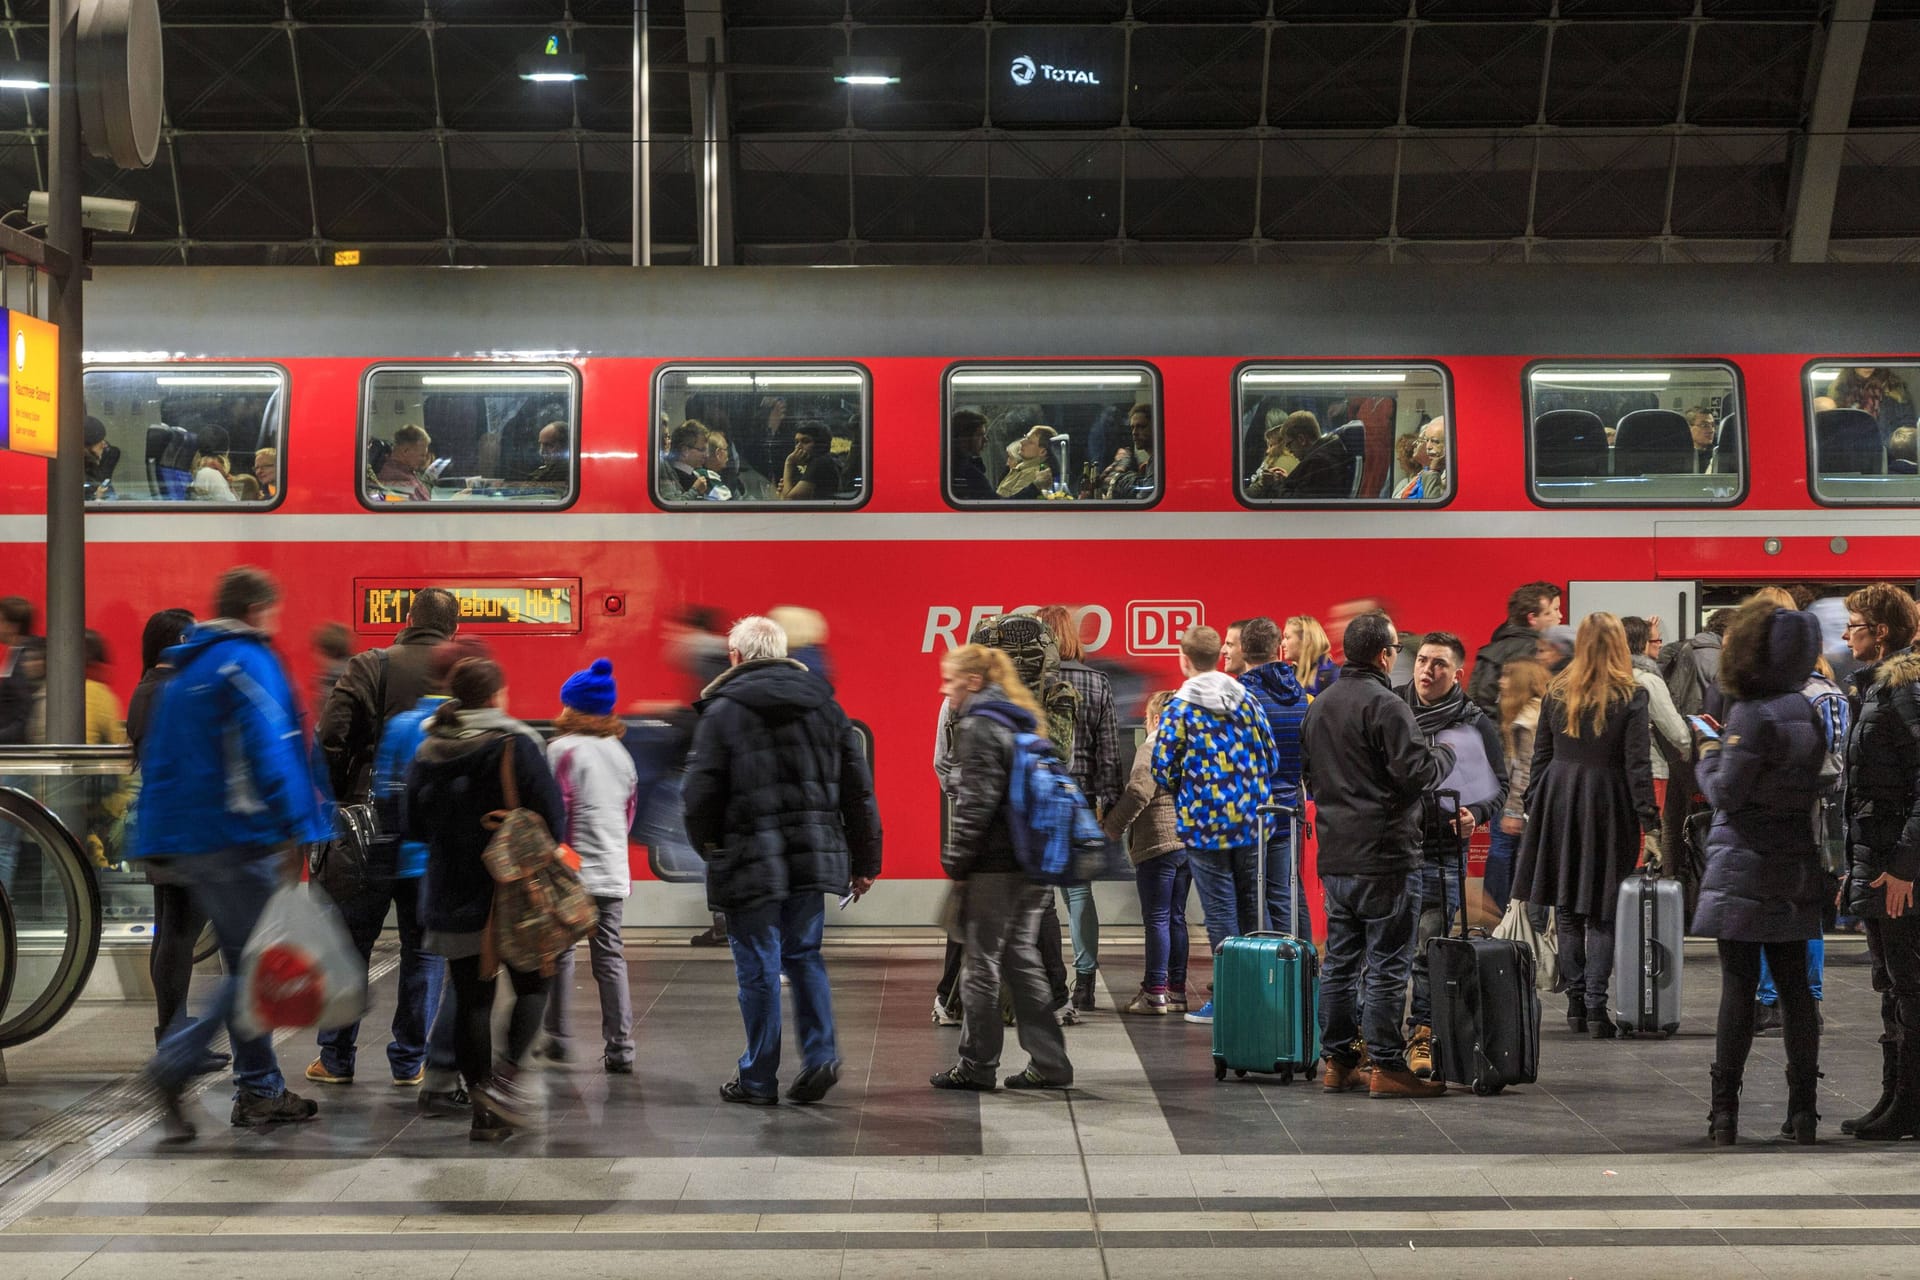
[1395,417,1446,500]
[950,410,994,500]
[1687,407,1717,473]
[1247,410,1313,497]
[83,416,120,501]
[188,425,242,503]
[252,447,278,501]
[1528,365,1739,501]
[1269,412,1354,500]
[524,420,570,487]
[1094,404,1154,500]
[1891,426,1917,475]
[778,423,839,501]
[373,424,434,503]
[1826,366,1916,441]
[996,424,1057,499]
[661,419,730,501]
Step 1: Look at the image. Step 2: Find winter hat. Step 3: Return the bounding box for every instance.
[561,657,617,715]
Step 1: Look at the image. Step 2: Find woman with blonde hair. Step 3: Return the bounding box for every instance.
[1485,658,1550,919]
[1283,615,1336,696]
[1103,690,1190,1015]
[930,644,1073,1092]
[1512,612,1659,1038]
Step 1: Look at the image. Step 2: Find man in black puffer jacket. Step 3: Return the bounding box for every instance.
[683,615,882,1107]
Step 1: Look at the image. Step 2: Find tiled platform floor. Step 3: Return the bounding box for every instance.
[2,936,1916,1279]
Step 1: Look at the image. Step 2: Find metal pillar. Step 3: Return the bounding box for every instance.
[1788,0,1876,263]
[633,0,650,266]
[701,37,719,267]
[42,0,85,746]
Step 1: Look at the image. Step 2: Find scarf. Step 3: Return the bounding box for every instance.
[427,705,545,747]
[1410,682,1468,738]
[997,455,1053,497]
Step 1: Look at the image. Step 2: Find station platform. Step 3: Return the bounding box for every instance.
[1,937,1914,1280]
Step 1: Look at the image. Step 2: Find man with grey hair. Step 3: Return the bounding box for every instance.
[683,614,882,1105]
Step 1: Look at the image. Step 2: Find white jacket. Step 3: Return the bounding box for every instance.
[547,733,639,898]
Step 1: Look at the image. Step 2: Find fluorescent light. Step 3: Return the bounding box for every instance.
[753,375,864,387]
[518,51,586,82]
[154,374,281,387]
[834,58,899,86]
[1809,369,1842,382]
[951,373,1144,387]
[0,62,47,90]
[1529,371,1671,384]
[836,74,898,86]
[0,77,47,91]
[1242,372,1408,385]
[683,375,755,386]
[418,376,572,385]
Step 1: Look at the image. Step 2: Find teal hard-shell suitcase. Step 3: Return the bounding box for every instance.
[1211,804,1320,1082]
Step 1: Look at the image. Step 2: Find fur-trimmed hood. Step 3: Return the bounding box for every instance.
[1879,648,1920,690]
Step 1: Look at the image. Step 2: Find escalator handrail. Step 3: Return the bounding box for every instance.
[0,786,102,1049]
[0,744,132,776]
[0,878,15,1040]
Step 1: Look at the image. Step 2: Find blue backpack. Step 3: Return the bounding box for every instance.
[970,705,1106,885]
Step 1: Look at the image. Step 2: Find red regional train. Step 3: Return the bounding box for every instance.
[3,265,1915,930]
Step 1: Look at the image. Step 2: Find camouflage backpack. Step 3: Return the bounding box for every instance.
[970,612,1078,759]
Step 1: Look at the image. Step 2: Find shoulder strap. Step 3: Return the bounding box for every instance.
[969,704,1022,733]
[498,734,521,811]
[375,645,391,718]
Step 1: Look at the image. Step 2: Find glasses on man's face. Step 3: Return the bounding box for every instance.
[1383,643,1403,655]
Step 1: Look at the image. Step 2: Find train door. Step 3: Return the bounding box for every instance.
[1567,580,1696,651]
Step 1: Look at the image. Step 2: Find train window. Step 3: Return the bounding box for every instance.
[1807,363,1920,504]
[81,365,286,506]
[1527,362,1742,506]
[359,365,578,508]
[1235,365,1449,504]
[652,365,869,506]
[943,364,1161,506]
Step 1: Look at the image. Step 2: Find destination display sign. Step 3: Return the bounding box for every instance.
[355,579,581,635]
[0,309,59,459]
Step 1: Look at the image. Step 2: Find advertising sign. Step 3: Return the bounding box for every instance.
[356,579,581,635]
[0,309,59,458]
[989,26,1125,126]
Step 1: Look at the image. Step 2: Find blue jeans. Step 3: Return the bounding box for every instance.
[1062,882,1099,975]
[1485,825,1520,913]
[422,964,461,1092]
[1260,809,1308,940]
[1759,938,1826,1004]
[726,893,837,1097]
[1319,870,1421,1070]
[1134,850,1192,991]
[149,847,289,1100]
[1186,844,1259,952]
[1407,861,1461,1030]
[315,873,444,1080]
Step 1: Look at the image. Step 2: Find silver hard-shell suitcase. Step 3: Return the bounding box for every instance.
[1611,866,1684,1037]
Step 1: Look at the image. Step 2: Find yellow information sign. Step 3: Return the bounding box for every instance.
[1,309,58,459]
[355,579,580,635]
[333,249,361,266]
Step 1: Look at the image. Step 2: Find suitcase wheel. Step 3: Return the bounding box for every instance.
[1234,1069,1247,1079]
[1213,1056,1227,1081]
[1305,1058,1319,1081]
[1661,1024,1679,1039]
[1472,1081,1505,1097]
[1278,1069,1293,1085]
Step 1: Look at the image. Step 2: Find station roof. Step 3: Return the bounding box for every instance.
[1,1,1915,266]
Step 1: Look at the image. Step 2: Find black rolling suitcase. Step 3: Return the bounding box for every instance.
[1427,795,1540,1096]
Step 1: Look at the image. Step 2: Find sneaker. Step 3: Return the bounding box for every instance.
[1368,1064,1446,1100]
[1167,987,1190,1014]
[1406,1025,1435,1080]
[1058,1005,1082,1027]
[230,1089,320,1127]
[604,1058,634,1075]
[787,1059,841,1104]
[718,1078,778,1106]
[931,995,961,1027]
[1004,1066,1072,1090]
[417,1086,470,1117]
[929,1066,995,1092]
[392,1068,425,1087]
[1124,987,1172,1016]
[1184,999,1215,1025]
[303,1058,352,1085]
[1071,972,1098,1012]
[480,1066,542,1129]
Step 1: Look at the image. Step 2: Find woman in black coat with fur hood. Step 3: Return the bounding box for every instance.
[1693,599,1829,1146]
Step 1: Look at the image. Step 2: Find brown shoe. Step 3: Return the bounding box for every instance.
[1322,1057,1367,1093]
[1350,1034,1373,1071]
[1369,1064,1446,1099]
[1406,1025,1434,1080]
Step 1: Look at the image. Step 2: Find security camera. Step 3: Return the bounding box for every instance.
[26,191,139,234]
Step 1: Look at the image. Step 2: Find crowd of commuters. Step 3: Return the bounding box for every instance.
[4,565,1914,1147]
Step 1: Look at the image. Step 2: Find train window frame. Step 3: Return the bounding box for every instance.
[1523,358,1748,509]
[80,362,291,511]
[940,361,1165,511]
[1803,357,1920,507]
[354,362,582,514]
[1230,361,1456,511]
[648,362,874,511]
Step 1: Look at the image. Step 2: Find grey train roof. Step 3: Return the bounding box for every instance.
[90,265,1920,361]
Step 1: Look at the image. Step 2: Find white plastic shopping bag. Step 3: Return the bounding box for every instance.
[1491,898,1561,994]
[234,882,368,1039]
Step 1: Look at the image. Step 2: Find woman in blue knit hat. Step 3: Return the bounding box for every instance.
[541,658,640,1072]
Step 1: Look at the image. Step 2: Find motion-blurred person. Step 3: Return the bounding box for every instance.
[541,659,640,1074]
[408,657,562,1140]
[1038,605,1122,1011]
[1838,583,1920,1140]
[1512,613,1658,1040]
[684,616,881,1105]
[1283,614,1337,696]
[1237,617,1311,937]
[663,605,733,947]
[1301,611,1453,1099]
[1467,581,1563,716]
[931,645,1072,1092]
[1622,616,1691,832]
[140,567,331,1136]
[1151,625,1280,1026]
[319,587,460,807]
[1693,599,1829,1145]
[1537,624,1576,674]
[310,621,354,715]
[770,605,833,688]
[81,630,132,867]
[1486,659,1549,921]
[1104,691,1190,1015]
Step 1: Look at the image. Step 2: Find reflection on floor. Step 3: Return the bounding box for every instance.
[2,937,1917,1278]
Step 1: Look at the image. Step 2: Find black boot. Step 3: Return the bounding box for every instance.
[1754,1000,1783,1037]
[1567,992,1587,1034]
[1708,1065,1741,1146]
[1781,1068,1821,1145]
[1855,1033,1920,1141]
[1843,1041,1899,1135]
[1588,1004,1617,1040]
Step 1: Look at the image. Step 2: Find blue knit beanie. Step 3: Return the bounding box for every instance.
[561,657,617,715]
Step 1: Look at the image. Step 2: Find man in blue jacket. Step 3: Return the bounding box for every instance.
[139,566,331,1136]
[1237,617,1311,939]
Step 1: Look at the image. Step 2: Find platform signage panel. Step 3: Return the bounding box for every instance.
[355,578,581,635]
[989,26,1125,126]
[0,309,59,458]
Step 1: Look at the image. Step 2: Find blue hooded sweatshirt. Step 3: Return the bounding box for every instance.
[1240,660,1308,806]
[132,619,330,858]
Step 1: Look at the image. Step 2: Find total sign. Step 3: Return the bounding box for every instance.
[0,309,57,459]
[921,602,1205,657]
[1009,54,1101,86]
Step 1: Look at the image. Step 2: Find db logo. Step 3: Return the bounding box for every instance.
[1126,601,1204,656]
[249,944,323,1029]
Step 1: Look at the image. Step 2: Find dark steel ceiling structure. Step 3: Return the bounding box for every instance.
[1,1,1916,266]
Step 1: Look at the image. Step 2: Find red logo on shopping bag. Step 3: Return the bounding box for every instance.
[250,944,323,1029]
